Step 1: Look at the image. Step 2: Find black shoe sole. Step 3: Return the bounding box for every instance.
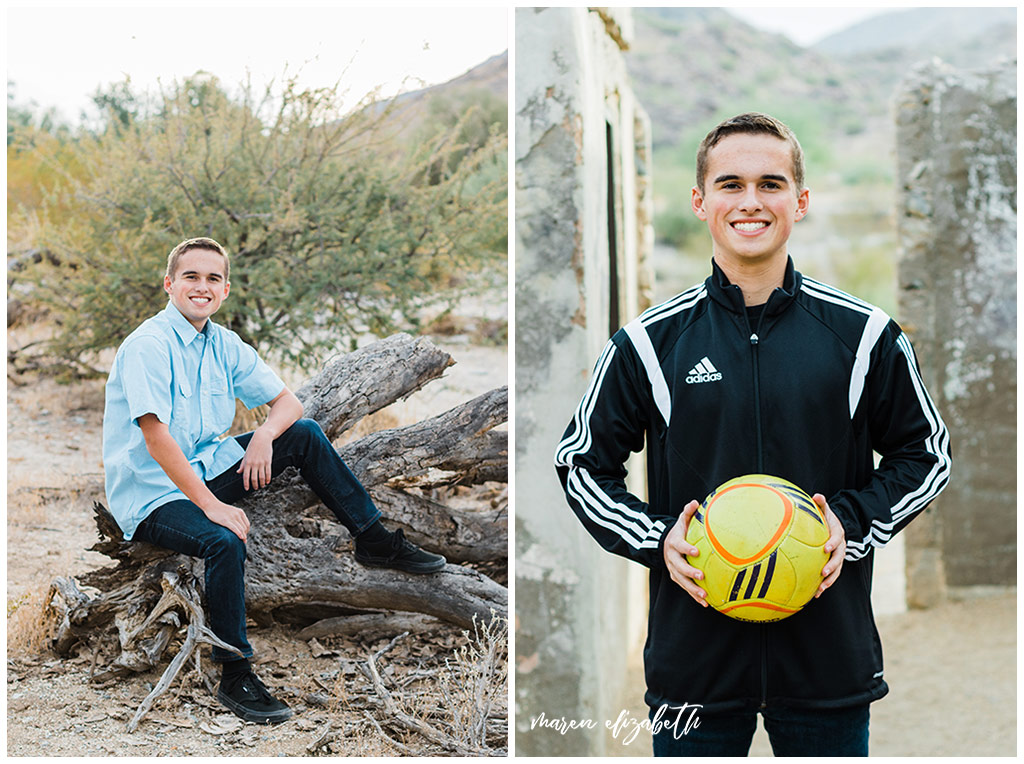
[217,689,293,724]
[354,553,447,574]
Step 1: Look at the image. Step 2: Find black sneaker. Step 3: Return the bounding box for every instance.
[354,528,447,574]
[217,670,293,724]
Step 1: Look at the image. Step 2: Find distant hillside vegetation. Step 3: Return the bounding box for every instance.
[628,7,1014,152]
[371,50,507,142]
[407,50,507,101]
[627,8,864,150]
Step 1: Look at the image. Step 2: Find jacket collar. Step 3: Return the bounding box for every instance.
[705,255,802,316]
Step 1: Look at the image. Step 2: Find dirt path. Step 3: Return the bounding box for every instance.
[7,328,508,756]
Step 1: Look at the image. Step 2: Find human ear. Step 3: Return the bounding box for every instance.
[691,186,708,221]
[794,188,810,222]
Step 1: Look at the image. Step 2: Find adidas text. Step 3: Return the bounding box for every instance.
[686,371,723,384]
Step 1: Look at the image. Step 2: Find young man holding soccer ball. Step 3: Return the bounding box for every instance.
[555,113,951,755]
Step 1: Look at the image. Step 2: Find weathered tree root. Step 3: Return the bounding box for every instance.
[126,570,242,732]
[48,563,240,731]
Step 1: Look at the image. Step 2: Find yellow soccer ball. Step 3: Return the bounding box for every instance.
[685,474,829,622]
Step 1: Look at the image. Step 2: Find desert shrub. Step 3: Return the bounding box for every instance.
[9,72,507,377]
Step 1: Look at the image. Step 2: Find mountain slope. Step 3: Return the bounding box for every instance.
[365,50,507,146]
[628,6,1015,152]
[389,50,507,106]
[627,8,869,149]
[813,7,1016,57]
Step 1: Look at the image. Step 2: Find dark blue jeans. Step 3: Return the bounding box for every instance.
[133,418,381,662]
[651,703,869,756]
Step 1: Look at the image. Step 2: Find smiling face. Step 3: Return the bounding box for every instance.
[164,248,230,331]
[691,132,809,271]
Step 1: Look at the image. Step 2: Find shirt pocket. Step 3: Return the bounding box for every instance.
[206,371,236,436]
[207,371,231,398]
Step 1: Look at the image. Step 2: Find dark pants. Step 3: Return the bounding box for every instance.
[651,703,870,757]
[133,418,380,662]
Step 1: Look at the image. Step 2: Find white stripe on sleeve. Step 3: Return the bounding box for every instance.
[623,317,672,429]
[844,332,951,560]
[848,308,891,418]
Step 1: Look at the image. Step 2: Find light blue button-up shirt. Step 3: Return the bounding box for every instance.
[103,302,285,540]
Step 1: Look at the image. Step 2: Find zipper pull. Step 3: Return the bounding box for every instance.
[750,333,759,345]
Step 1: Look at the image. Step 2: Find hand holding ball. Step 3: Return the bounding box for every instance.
[685,475,829,622]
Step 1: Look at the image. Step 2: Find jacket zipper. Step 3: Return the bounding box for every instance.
[747,305,768,710]
[749,329,763,472]
[746,298,769,474]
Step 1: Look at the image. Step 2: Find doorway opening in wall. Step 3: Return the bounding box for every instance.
[606,120,620,337]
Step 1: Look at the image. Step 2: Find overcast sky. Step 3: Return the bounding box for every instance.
[722,6,902,46]
[7,5,510,123]
[7,6,969,123]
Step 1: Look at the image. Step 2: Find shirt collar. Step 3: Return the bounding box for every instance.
[163,301,212,346]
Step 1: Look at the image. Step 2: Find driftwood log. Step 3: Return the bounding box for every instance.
[45,333,507,728]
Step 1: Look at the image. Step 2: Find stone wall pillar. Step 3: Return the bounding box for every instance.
[514,7,653,755]
[894,59,1016,606]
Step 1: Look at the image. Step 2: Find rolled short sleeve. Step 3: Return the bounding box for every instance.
[223,333,285,409]
[119,335,174,427]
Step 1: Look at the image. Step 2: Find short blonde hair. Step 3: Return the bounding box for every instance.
[166,237,230,280]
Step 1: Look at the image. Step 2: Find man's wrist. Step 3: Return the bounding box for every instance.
[196,493,223,514]
[251,424,276,442]
[656,521,674,568]
[825,496,855,541]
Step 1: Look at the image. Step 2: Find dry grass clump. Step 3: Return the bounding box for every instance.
[368,614,508,755]
[314,614,508,756]
[7,588,54,657]
[438,613,509,751]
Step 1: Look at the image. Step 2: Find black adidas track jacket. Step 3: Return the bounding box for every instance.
[555,257,951,715]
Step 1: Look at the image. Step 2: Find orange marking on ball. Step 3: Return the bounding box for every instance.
[704,483,794,567]
[720,601,798,616]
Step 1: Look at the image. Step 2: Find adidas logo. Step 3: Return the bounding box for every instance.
[685,356,723,384]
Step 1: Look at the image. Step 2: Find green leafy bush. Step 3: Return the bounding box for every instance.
[9,73,506,376]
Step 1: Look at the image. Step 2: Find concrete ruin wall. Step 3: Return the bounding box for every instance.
[894,59,1016,606]
[514,7,653,756]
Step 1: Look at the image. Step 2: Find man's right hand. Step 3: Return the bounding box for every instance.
[202,499,250,542]
[138,414,249,542]
[662,499,708,607]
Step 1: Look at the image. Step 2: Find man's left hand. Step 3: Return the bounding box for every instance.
[814,493,846,598]
[238,429,274,491]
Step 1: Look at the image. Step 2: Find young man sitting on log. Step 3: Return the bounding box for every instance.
[102,237,446,724]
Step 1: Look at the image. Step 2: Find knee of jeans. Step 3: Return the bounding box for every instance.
[205,527,246,561]
[291,417,328,446]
